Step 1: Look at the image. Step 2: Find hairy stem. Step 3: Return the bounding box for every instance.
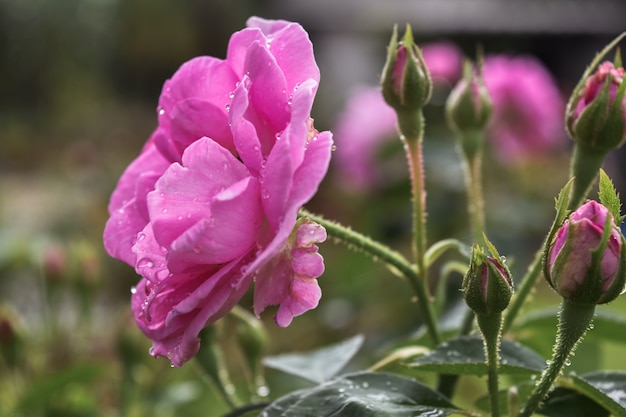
[477,313,504,417]
[519,300,595,417]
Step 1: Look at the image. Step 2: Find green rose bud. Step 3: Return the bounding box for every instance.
[446,59,493,134]
[381,24,432,113]
[462,245,513,315]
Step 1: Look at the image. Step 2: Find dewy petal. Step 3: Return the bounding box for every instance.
[274,275,322,327]
[104,140,170,265]
[132,250,250,367]
[289,130,334,211]
[148,138,250,248]
[132,223,171,284]
[230,78,264,175]
[107,138,170,214]
[157,57,238,156]
[226,27,266,79]
[254,220,327,327]
[158,57,236,121]
[168,176,263,270]
[246,17,292,36]
[282,79,318,168]
[244,41,290,144]
[169,98,235,154]
[264,21,320,92]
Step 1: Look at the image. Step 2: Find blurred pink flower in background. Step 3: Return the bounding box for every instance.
[482,55,566,162]
[103,17,332,367]
[421,42,463,86]
[333,42,463,190]
[333,86,397,190]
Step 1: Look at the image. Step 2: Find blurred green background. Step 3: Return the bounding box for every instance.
[1,0,626,416]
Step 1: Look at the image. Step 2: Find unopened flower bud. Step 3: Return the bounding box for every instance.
[462,245,513,315]
[381,24,432,138]
[567,60,626,152]
[446,60,493,134]
[546,200,626,305]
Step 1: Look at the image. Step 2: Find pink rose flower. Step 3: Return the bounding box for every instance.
[547,200,624,305]
[482,55,566,162]
[103,17,333,366]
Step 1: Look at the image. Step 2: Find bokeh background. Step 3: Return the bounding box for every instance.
[1,1,626,416]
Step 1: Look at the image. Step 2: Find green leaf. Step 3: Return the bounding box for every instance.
[424,238,471,268]
[515,308,626,347]
[475,383,609,417]
[598,169,624,224]
[568,371,626,417]
[262,334,364,384]
[261,371,473,417]
[540,386,610,417]
[407,335,545,376]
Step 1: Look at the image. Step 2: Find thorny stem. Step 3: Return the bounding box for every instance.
[518,300,595,417]
[459,130,486,245]
[477,313,504,417]
[298,209,417,283]
[402,111,442,346]
[300,209,440,345]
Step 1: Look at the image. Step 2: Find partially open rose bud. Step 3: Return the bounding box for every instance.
[381,24,432,114]
[546,200,626,305]
[567,60,626,152]
[462,245,513,315]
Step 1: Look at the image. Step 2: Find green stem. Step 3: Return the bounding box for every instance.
[196,327,241,409]
[477,313,504,417]
[460,130,486,245]
[299,209,417,283]
[518,300,595,417]
[568,145,606,210]
[300,209,441,346]
[403,112,442,346]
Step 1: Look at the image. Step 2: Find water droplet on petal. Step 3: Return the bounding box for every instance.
[130,286,137,294]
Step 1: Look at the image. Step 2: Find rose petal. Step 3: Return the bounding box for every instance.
[168,176,263,270]
[148,138,250,247]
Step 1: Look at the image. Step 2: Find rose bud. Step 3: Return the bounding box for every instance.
[381,24,432,116]
[446,59,493,135]
[546,200,626,305]
[462,245,513,316]
[567,60,626,153]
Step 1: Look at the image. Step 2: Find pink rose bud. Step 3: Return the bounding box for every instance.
[381,24,432,115]
[546,200,626,305]
[462,245,513,315]
[446,60,493,135]
[567,60,626,152]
